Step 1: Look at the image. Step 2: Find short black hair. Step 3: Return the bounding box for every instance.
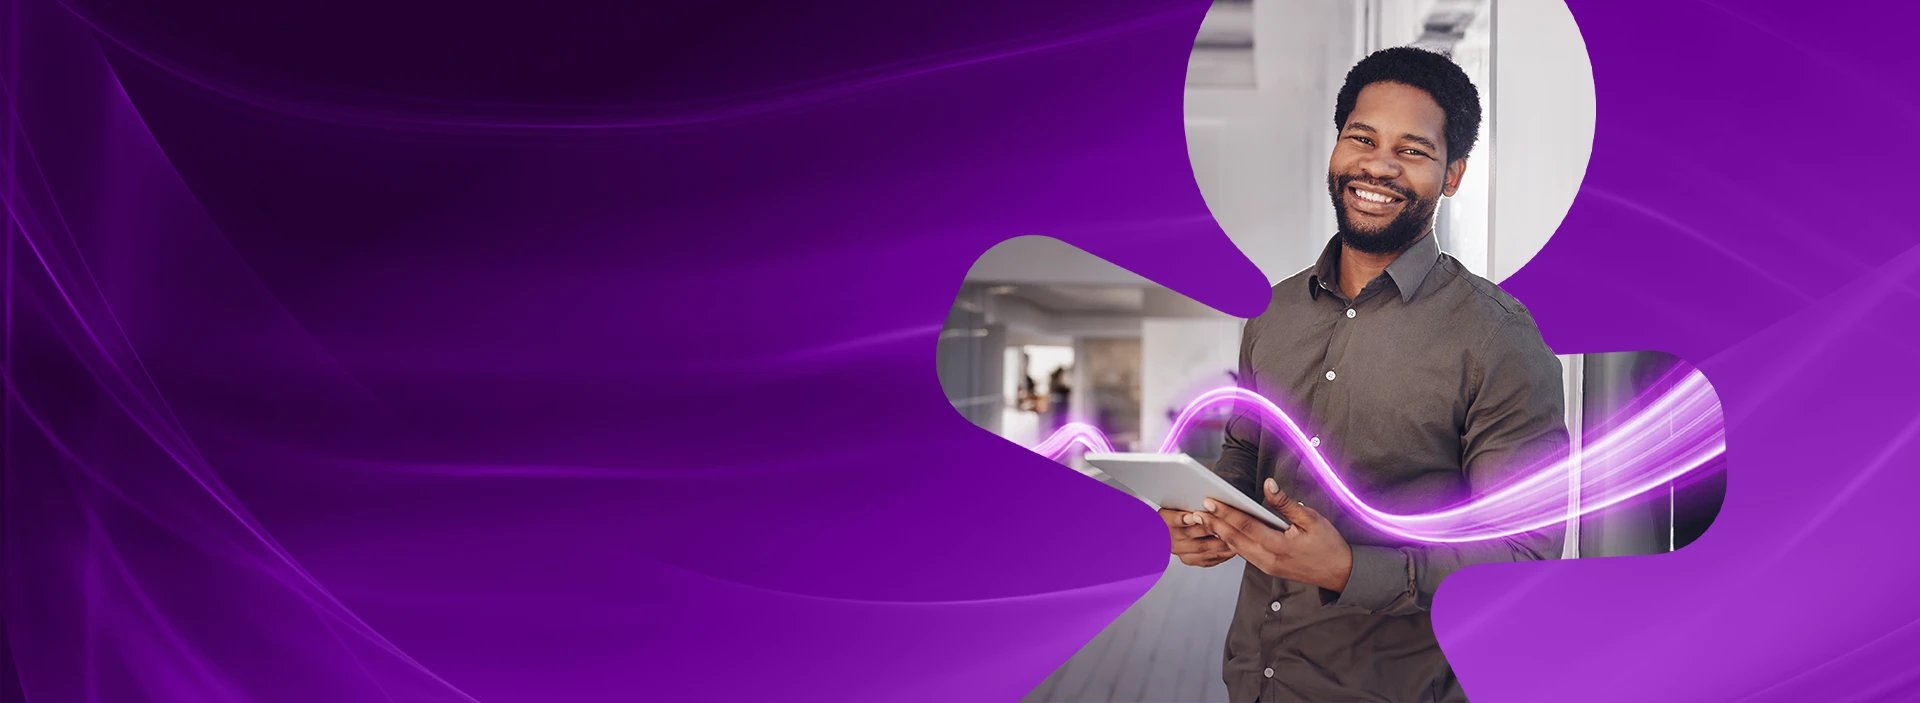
[1333,47,1481,163]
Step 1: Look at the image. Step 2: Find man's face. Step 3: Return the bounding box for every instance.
[1326,81,1467,255]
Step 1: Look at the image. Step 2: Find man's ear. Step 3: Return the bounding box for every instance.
[1442,158,1467,197]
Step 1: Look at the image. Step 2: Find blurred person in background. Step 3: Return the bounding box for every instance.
[1047,366,1072,430]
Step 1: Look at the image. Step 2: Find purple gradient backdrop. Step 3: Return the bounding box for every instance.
[1,0,1916,701]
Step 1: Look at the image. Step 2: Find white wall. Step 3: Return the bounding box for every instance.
[1140,318,1243,450]
[1185,0,1361,285]
[1436,6,1495,275]
[1489,0,1594,280]
[989,293,1142,339]
[1368,0,1439,50]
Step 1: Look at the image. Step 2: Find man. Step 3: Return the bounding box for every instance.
[1162,47,1568,702]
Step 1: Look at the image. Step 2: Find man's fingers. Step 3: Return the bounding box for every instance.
[1203,498,1260,534]
[1285,500,1328,529]
[1161,508,1217,541]
[1170,530,1218,553]
[1180,537,1234,556]
[1164,508,1219,530]
[1263,478,1315,528]
[1173,523,1214,540]
[1172,534,1233,560]
[1200,500,1285,567]
[1262,478,1288,509]
[1172,528,1229,548]
[1197,510,1253,551]
[1276,501,1314,529]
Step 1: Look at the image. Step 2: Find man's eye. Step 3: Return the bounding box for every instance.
[1401,149,1430,159]
[1349,136,1373,146]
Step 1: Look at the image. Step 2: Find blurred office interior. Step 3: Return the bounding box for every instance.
[934,2,1727,701]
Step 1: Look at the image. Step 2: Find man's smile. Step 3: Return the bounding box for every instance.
[1344,183,1406,217]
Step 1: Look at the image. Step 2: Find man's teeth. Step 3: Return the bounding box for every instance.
[1352,188,1397,204]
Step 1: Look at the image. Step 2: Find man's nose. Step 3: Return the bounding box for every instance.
[1358,151,1401,180]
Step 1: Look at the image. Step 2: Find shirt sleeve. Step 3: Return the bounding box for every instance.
[1325,310,1569,614]
[1212,319,1262,497]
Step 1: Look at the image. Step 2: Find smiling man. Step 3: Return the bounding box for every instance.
[1160,47,1569,702]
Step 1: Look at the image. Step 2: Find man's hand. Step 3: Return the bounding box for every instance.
[1193,479,1353,592]
[1161,508,1236,567]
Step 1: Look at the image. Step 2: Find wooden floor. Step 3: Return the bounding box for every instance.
[1023,556,1243,703]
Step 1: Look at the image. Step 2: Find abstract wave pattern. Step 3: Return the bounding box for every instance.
[1035,368,1725,543]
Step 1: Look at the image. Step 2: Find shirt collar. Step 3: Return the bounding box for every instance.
[1307,232,1441,303]
[1383,232,1440,302]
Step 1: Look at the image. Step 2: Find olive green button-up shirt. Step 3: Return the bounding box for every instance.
[1212,233,1567,702]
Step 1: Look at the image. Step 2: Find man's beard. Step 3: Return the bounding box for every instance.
[1327,172,1439,255]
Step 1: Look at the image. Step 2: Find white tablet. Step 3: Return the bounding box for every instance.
[1084,452,1292,531]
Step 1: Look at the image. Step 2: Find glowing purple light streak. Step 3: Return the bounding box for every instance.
[1031,422,1116,458]
[1032,370,1725,543]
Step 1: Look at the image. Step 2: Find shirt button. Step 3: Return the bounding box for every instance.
[1264,667,1275,678]
[1345,308,1356,319]
[1324,370,1337,381]
[1269,601,1281,612]
[1309,436,1321,447]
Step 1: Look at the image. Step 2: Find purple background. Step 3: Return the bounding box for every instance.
[2,0,1916,701]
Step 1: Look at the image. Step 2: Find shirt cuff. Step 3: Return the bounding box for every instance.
[1322,545,1410,612]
